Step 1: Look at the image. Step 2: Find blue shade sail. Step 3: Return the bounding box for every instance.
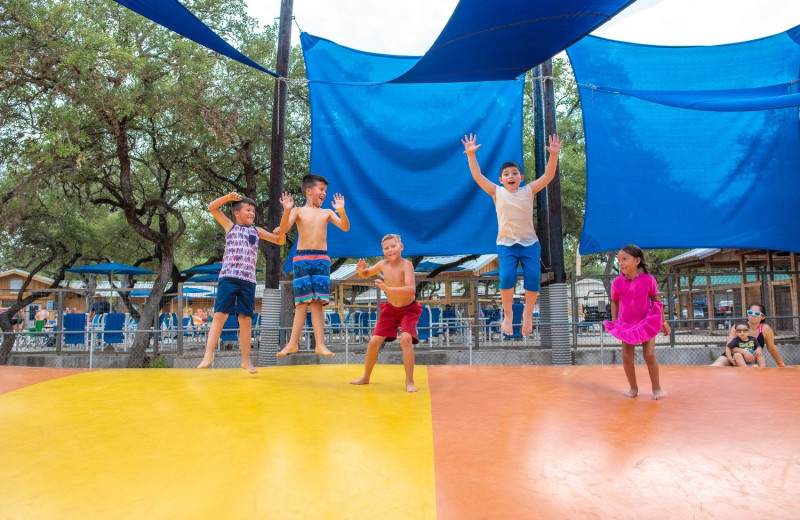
[567,27,800,254]
[390,0,635,83]
[299,33,524,261]
[113,0,278,76]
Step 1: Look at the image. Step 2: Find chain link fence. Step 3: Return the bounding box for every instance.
[4,273,799,368]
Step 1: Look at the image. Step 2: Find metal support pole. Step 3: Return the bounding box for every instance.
[176,283,184,355]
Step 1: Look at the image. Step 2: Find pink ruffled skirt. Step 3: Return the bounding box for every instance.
[603,300,663,345]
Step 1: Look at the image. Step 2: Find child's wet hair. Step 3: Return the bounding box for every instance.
[231,196,256,212]
[382,233,402,244]
[302,174,329,193]
[621,244,648,274]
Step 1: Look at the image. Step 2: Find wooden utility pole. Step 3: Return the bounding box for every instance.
[541,59,566,284]
[532,64,551,271]
[265,0,294,289]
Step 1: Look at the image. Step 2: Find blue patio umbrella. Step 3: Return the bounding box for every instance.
[186,273,219,282]
[181,263,223,275]
[480,268,524,278]
[414,261,466,274]
[67,262,154,277]
[181,263,262,275]
[131,287,210,298]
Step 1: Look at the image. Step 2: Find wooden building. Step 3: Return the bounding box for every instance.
[662,249,800,333]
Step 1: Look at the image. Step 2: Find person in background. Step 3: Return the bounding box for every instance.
[723,322,766,367]
[89,293,110,321]
[711,303,786,367]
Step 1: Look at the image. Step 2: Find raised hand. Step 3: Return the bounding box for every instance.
[279,191,294,210]
[461,133,481,155]
[545,134,562,155]
[227,192,242,201]
[356,258,368,274]
[271,227,282,236]
[331,193,345,212]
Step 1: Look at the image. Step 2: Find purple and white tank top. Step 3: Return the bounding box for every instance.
[218,225,259,283]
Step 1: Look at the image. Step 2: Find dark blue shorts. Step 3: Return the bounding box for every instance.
[214,277,256,317]
[497,242,541,292]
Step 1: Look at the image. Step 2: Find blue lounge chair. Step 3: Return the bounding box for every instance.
[63,313,87,348]
[503,303,525,339]
[102,313,126,348]
[328,312,343,338]
[219,314,239,347]
[430,307,442,337]
[417,305,433,344]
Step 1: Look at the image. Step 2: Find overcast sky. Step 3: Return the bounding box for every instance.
[244,0,800,55]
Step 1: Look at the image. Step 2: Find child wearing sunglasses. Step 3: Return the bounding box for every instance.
[724,322,765,367]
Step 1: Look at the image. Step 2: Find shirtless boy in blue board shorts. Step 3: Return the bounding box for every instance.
[277,174,351,357]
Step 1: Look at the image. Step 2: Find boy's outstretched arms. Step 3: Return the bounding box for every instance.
[330,193,350,231]
[208,192,240,232]
[355,258,383,278]
[257,226,285,245]
[461,133,496,197]
[277,191,295,236]
[527,134,562,195]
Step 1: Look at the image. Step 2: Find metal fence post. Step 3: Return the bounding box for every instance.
[258,287,281,366]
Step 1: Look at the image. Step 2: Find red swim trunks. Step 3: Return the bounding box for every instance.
[373,301,423,344]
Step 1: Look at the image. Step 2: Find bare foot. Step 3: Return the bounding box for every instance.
[350,376,370,385]
[501,316,513,336]
[522,316,533,336]
[241,361,258,374]
[623,388,638,398]
[315,344,335,358]
[277,344,299,357]
[197,357,213,369]
[652,388,666,400]
[406,381,418,393]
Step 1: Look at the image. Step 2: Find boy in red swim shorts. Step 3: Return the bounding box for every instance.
[350,234,422,392]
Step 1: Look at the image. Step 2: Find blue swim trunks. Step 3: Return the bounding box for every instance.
[497,241,541,292]
[214,277,256,317]
[293,250,331,306]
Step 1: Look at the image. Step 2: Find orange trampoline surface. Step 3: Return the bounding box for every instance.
[0,364,798,519]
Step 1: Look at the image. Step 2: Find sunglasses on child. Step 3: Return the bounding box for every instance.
[746,310,764,317]
[735,327,750,332]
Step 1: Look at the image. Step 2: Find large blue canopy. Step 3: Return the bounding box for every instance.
[300,33,524,259]
[390,0,635,83]
[113,0,278,76]
[567,27,800,254]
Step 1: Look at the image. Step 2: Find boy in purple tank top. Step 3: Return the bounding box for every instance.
[197,192,289,373]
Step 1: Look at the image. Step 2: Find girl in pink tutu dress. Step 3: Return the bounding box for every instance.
[603,245,670,400]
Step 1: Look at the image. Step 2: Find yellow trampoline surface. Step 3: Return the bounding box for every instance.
[0,366,435,520]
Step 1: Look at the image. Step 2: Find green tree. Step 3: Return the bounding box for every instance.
[0,0,300,366]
